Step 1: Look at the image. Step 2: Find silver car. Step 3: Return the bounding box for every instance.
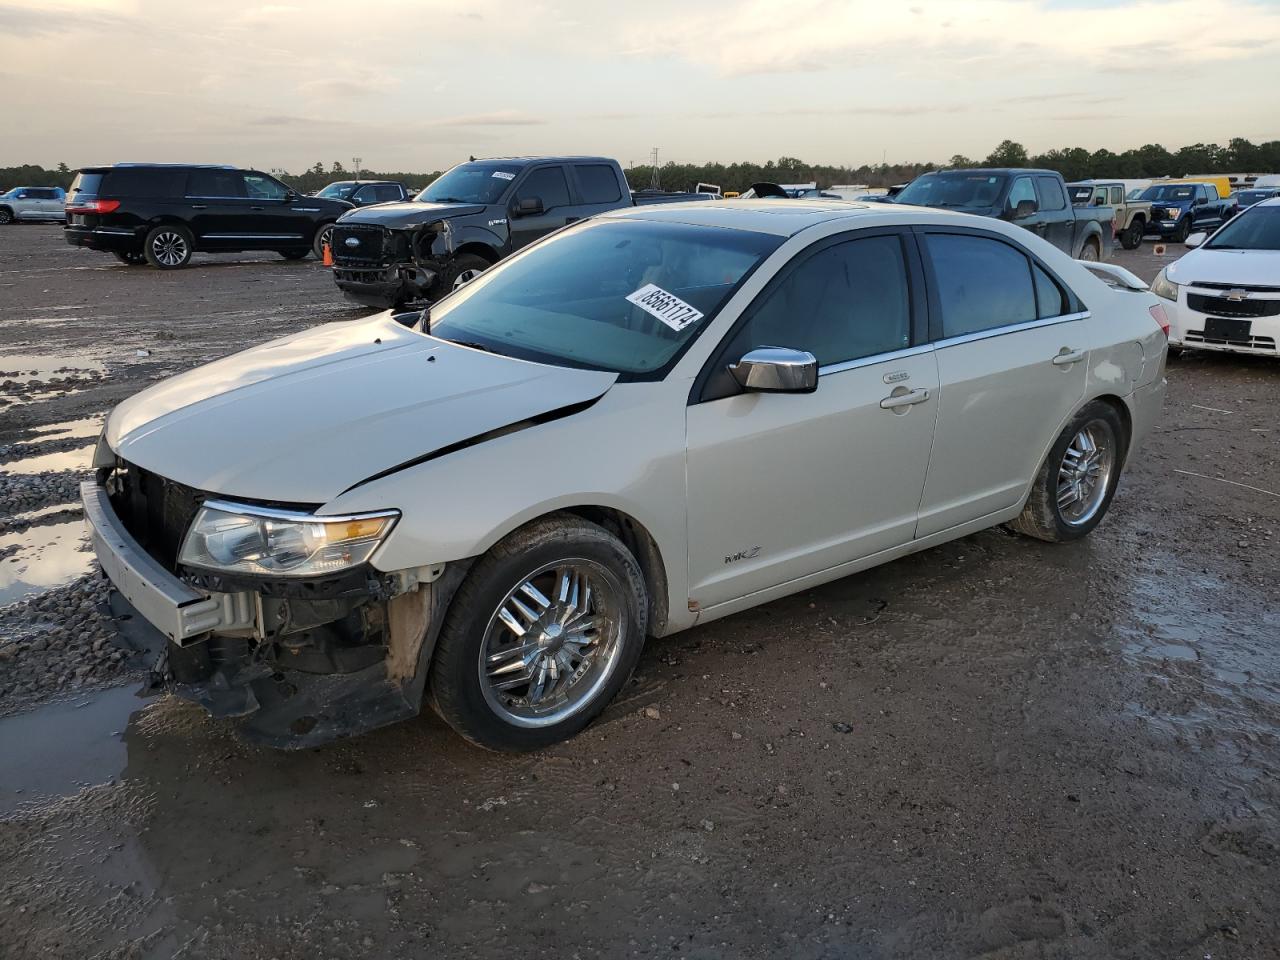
[0,186,66,224]
[84,200,1169,751]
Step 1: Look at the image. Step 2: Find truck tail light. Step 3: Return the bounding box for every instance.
[1149,303,1170,337]
[65,199,120,214]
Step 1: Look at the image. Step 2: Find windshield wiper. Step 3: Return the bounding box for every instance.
[429,197,469,204]
[445,339,500,355]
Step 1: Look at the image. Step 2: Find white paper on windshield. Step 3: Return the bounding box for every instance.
[626,284,704,332]
[491,171,516,180]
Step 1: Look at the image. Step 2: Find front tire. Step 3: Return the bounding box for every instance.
[1008,401,1126,543]
[0,207,13,225]
[429,514,649,752]
[431,252,491,300]
[143,225,193,268]
[1172,218,1191,243]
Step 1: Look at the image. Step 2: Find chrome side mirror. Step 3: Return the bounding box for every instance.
[729,347,818,394]
[1185,232,1207,249]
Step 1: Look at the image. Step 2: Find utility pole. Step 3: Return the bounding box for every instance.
[353,156,363,181]
[649,147,661,191]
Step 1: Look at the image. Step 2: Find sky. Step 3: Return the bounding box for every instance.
[3,0,1279,174]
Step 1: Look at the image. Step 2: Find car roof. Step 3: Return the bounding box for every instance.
[602,198,979,237]
[80,163,238,172]
[471,156,614,164]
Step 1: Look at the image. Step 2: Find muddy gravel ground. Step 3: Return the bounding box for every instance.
[1,226,1277,960]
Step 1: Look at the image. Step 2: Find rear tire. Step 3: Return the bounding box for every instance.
[429,514,649,752]
[143,225,193,268]
[1008,401,1126,543]
[312,222,336,259]
[1121,219,1144,250]
[1078,238,1100,262]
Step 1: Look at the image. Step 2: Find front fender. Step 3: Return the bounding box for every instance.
[320,381,696,633]
[425,222,507,259]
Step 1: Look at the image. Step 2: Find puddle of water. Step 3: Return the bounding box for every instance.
[0,686,152,816]
[2,443,93,476]
[10,502,83,524]
[28,416,103,441]
[0,520,92,607]
[0,353,105,383]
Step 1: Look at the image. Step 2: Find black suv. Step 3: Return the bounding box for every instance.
[64,163,352,268]
[314,180,412,207]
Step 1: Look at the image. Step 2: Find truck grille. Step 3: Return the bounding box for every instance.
[109,462,206,571]
[331,223,389,265]
[1186,293,1280,319]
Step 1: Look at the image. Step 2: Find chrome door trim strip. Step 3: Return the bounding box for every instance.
[818,343,935,377]
[200,233,305,240]
[933,312,1090,349]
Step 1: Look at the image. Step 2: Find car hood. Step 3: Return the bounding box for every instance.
[338,200,486,228]
[106,314,618,504]
[1168,248,1280,287]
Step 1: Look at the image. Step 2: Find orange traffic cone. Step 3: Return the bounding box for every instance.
[322,242,333,267]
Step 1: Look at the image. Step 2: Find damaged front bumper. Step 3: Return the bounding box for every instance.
[330,221,450,308]
[81,479,462,748]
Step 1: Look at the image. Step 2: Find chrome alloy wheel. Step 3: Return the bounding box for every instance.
[452,267,483,290]
[1057,421,1114,526]
[479,559,627,728]
[151,230,188,266]
[318,224,334,252]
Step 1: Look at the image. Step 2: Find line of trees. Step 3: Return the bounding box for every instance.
[4,138,1278,195]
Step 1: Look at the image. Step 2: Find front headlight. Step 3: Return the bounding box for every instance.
[1150,268,1180,302]
[1166,207,1182,219]
[178,501,398,577]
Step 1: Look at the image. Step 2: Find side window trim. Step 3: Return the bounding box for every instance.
[690,226,925,405]
[913,224,1087,343]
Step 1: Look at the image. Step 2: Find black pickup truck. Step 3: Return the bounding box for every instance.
[331,157,641,307]
[893,168,1114,261]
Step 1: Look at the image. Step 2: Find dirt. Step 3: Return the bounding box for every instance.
[1,225,1277,959]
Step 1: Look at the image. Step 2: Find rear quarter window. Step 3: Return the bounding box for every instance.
[68,172,104,196]
[102,168,188,198]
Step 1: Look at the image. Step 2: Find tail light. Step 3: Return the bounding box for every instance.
[1149,303,1170,337]
[65,199,120,214]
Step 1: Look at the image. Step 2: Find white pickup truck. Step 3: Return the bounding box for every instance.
[0,186,66,224]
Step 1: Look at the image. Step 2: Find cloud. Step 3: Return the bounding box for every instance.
[429,111,547,127]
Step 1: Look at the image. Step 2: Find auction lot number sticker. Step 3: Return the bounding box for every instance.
[626,284,704,332]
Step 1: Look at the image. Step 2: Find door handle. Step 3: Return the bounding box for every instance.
[880,388,930,409]
[1052,349,1085,366]
[190,204,207,210]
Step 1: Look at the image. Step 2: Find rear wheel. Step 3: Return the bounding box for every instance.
[429,514,649,752]
[1008,401,1126,543]
[312,222,336,259]
[1121,219,1144,250]
[113,251,146,265]
[1078,238,1101,262]
[143,225,193,268]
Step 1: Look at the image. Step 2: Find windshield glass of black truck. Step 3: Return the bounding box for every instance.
[418,163,524,205]
[895,173,1007,209]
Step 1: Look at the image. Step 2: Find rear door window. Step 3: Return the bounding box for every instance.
[186,169,247,199]
[575,164,622,204]
[374,184,402,202]
[516,167,571,211]
[925,233,1038,338]
[1034,176,1067,212]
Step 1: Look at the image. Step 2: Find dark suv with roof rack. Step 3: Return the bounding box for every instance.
[64,163,353,268]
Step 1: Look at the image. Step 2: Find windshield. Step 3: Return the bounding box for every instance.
[418,162,523,204]
[1140,184,1194,202]
[317,182,357,200]
[895,172,1007,209]
[425,218,782,376]
[1205,205,1280,251]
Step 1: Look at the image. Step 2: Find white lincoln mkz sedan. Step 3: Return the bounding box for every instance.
[84,200,1168,750]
